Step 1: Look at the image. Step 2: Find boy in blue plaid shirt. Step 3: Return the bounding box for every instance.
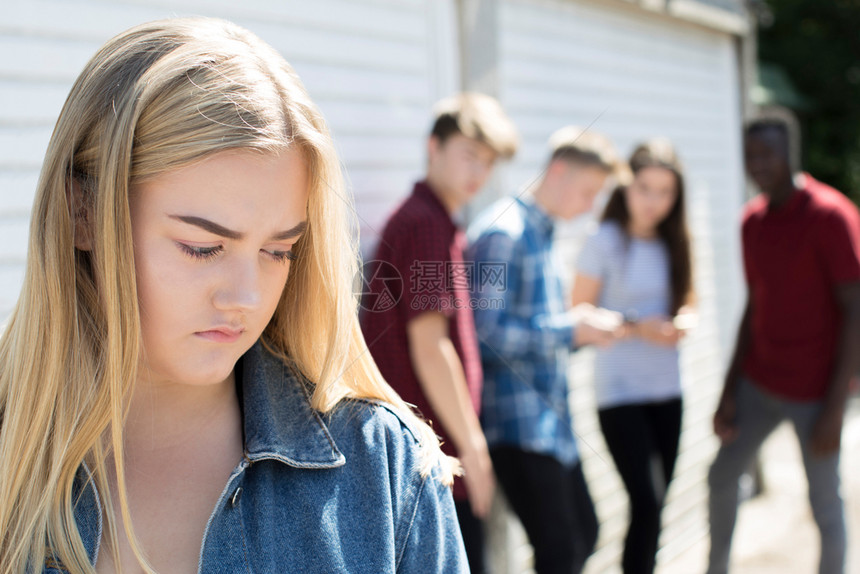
[467,127,624,574]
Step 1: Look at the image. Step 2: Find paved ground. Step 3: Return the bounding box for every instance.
[661,396,860,574]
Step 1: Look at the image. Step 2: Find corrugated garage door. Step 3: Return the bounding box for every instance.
[0,0,456,321]
[488,1,747,572]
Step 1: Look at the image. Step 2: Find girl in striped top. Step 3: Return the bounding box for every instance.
[572,139,695,574]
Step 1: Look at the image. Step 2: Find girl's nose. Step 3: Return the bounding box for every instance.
[212,258,263,312]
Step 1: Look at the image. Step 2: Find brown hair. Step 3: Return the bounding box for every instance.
[430,92,518,159]
[601,139,694,315]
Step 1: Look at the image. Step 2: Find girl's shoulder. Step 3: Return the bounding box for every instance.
[320,398,465,570]
[595,220,625,242]
[323,397,442,480]
[583,220,625,255]
[321,397,460,533]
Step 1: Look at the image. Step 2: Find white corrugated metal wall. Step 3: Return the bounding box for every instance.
[484,1,747,572]
[0,0,458,321]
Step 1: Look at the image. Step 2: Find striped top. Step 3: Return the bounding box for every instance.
[576,221,681,410]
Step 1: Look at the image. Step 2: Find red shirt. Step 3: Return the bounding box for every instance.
[742,173,860,400]
[360,181,483,501]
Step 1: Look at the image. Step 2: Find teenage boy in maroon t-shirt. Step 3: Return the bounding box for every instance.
[360,93,518,574]
[707,117,860,574]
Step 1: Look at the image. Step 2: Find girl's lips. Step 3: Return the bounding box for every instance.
[195,328,244,343]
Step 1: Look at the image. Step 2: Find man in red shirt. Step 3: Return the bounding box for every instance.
[360,93,518,573]
[708,117,860,574]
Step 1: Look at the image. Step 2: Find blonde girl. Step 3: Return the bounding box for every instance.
[0,17,464,574]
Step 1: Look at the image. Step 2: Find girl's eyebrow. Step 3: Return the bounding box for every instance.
[169,214,307,241]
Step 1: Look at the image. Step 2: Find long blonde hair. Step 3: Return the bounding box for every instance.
[0,18,452,573]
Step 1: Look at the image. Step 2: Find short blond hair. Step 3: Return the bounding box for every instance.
[547,125,621,176]
[431,92,519,159]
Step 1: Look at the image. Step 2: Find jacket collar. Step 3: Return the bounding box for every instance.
[239,340,346,468]
[70,342,344,568]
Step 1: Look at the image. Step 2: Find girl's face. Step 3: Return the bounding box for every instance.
[624,166,678,232]
[129,149,308,388]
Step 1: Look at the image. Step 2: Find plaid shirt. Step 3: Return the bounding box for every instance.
[466,196,579,466]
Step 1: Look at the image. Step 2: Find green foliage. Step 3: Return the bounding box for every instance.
[759,0,860,202]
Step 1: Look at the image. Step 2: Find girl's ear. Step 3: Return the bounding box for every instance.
[68,179,94,251]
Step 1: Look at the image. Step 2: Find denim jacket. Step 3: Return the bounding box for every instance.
[50,342,467,573]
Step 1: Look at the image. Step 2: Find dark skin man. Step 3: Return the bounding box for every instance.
[714,125,860,456]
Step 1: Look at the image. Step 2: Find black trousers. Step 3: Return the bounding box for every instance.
[598,398,683,574]
[455,499,487,574]
[491,447,598,574]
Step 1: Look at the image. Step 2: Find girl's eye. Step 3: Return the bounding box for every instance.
[266,249,297,264]
[177,242,223,261]
[176,242,296,263]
